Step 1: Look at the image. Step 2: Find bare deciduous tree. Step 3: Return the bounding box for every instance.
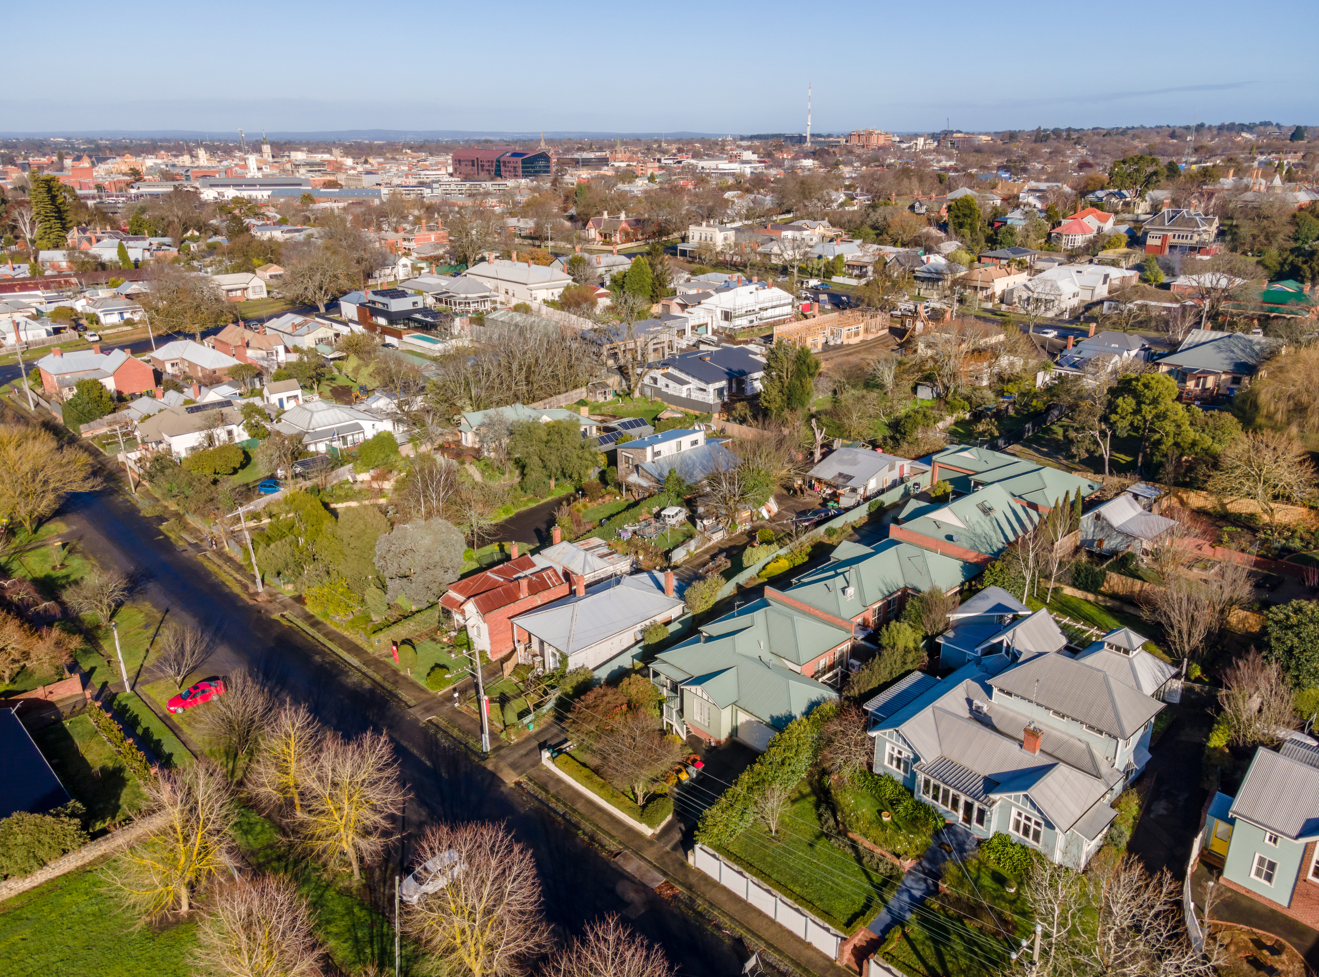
[752,782,791,837]
[447,205,507,268]
[1217,650,1297,746]
[402,821,553,977]
[398,453,462,523]
[281,244,354,314]
[107,762,236,916]
[907,588,959,638]
[451,481,508,553]
[1140,573,1216,663]
[820,703,872,784]
[250,701,325,817]
[589,709,683,807]
[298,729,408,881]
[1206,430,1317,527]
[0,422,99,534]
[0,610,74,684]
[192,874,324,977]
[255,432,305,480]
[545,914,674,977]
[66,566,132,623]
[157,623,215,691]
[195,670,275,775]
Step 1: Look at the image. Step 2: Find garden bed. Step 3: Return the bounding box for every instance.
[551,752,673,829]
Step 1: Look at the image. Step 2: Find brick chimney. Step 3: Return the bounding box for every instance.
[1088,322,1097,338]
[664,570,674,597]
[510,542,518,560]
[155,385,164,399]
[552,525,562,545]
[52,347,62,358]
[518,576,529,598]
[574,574,585,597]
[191,381,200,399]
[92,344,102,355]
[1066,336,1074,349]
[810,301,819,315]
[1022,724,1043,755]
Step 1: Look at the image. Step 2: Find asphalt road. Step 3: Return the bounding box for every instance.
[57,482,745,975]
[489,494,568,546]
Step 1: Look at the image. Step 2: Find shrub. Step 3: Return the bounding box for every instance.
[396,642,418,671]
[643,622,669,646]
[742,542,777,565]
[182,443,246,477]
[581,479,605,501]
[0,804,88,879]
[425,664,451,690]
[85,702,153,782]
[980,833,1034,876]
[1070,558,1106,594]
[928,480,952,501]
[353,430,402,474]
[304,578,361,620]
[759,558,792,580]
[1106,823,1131,851]
[684,575,724,615]
[757,527,776,544]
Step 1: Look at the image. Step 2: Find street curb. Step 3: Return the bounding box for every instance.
[276,613,414,707]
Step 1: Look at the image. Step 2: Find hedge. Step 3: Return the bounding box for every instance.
[980,832,1034,876]
[552,752,672,828]
[86,701,154,782]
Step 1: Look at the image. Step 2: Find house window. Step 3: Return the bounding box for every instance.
[884,743,910,775]
[1265,832,1279,847]
[1252,854,1278,887]
[1309,850,1319,883]
[690,696,710,728]
[1010,809,1044,846]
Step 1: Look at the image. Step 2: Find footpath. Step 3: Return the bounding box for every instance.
[199,547,852,977]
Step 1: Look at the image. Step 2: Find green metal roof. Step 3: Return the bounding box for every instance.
[784,539,979,620]
[897,483,1041,558]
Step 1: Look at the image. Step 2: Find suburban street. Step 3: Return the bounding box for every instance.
[56,479,747,977]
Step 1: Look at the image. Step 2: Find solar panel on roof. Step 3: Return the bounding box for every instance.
[596,431,626,447]
[184,400,232,414]
[612,417,647,431]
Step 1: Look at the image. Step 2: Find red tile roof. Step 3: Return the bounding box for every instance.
[1068,207,1112,224]
[1053,219,1096,236]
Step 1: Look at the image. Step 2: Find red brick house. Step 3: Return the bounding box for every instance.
[33,345,156,401]
[440,546,572,660]
[584,212,646,245]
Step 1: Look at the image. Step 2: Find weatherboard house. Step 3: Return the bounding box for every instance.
[867,612,1166,869]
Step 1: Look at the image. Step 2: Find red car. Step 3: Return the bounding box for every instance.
[167,679,226,714]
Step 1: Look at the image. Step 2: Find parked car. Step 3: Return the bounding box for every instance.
[167,679,226,714]
[257,478,281,495]
[795,508,834,526]
[1038,328,1058,338]
[84,332,101,342]
[400,849,463,905]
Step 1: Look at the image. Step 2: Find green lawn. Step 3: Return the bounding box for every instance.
[0,860,198,977]
[582,498,629,523]
[834,781,935,861]
[237,296,295,319]
[5,521,86,598]
[1026,592,1165,658]
[719,782,896,932]
[106,691,192,768]
[592,396,684,426]
[31,714,149,829]
[880,911,1013,977]
[72,603,163,687]
[407,638,468,692]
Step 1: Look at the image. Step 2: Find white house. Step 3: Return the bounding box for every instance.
[638,346,767,411]
[209,273,268,303]
[263,378,304,410]
[689,281,794,330]
[1009,265,1138,317]
[135,400,253,460]
[272,400,399,453]
[463,259,572,305]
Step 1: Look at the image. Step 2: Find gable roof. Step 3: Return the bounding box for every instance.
[897,483,1041,558]
[1157,332,1275,375]
[151,339,241,371]
[807,447,906,487]
[784,539,979,621]
[650,347,765,385]
[988,653,1163,739]
[0,709,71,819]
[35,346,132,378]
[1073,641,1175,698]
[1229,746,1319,840]
[974,609,1069,657]
[1087,494,1178,542]
[510,574,683,655]
[440,555,566,615]
[950,585,1030,620]
[697,594,851,668]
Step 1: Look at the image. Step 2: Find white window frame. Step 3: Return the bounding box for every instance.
[1265,832,1279,847]
[1252,853,1278,887]
[1010,809,1044,847]
[690,695,710,728]
[1309,850,1319,883]
[884,742,910,775]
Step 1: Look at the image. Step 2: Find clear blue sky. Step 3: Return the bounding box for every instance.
[3,0,1314,135]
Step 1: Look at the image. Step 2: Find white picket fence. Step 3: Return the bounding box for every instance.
[692,844,843,960]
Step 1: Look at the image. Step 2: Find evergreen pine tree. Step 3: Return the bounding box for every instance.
[29,175,72,251]
[623,256,653,300]
[116,241,133,270]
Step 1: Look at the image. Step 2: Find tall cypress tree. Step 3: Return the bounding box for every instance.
[623,256,653,301]
[29,175,72,250]
[116,241,133,270]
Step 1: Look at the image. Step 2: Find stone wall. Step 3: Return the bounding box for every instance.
[0,810,168,904]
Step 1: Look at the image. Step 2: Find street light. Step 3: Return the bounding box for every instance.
[110,620,130,690]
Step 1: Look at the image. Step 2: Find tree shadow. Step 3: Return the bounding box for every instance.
[31,719,131,829]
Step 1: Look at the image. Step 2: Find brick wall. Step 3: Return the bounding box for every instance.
[887,524,991,566]
[479,583,571,659]
[111,356,156,396]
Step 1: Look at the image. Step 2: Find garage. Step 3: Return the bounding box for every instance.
[735,715,777,753]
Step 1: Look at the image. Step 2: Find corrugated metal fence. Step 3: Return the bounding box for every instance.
[693,844,844,960]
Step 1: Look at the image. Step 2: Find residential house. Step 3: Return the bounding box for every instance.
[889,483,1041,565]
[869,621,1165,869]
[958,265,1028,304]
[532,529,633,586]
[463,259,572,305]
[34,345,156,401]
[1201,739,1319,928]
[1153,328,1278,398]
[1142,208,1220,255]
[147,340,242,386]
[936,588,1070,671]
[511,571,685,672]
[807,448,920,508]
[337,287,449,334]
[254,263,285,284]
[1055,330,1151,373]
[687,280,795,331]
[398,275,496,315]
[549,252,631,285]
[1009,264,1139,317]
[76,296,144,325]
[209,272,268,303]
[1072,628,1177,700]
[1080,494,1178,560]
[782,538,980,637]
[458,403,599,450]
[587,317,686,369]
[1223,279,1319,320]
[263,378,304,410]
[271,400,399,453]
[584,212,646,245]
[616,428,708,480]
[677,222,739,259]
[638,346,767,411]
[928,445,1101,512]
[1066,207,1117,235]
[650,596,844,751]
[262,313,344,350]
[440,552,570,659]
[623,436,740,494]
[136,400,251,459]
[206,323,293,371]
[1050,219,1099,250]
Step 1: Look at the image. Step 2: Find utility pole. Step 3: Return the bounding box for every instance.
[237,507,263,593]
[142,311,157,351]
[469,646,490,754]
[12,339,34,410]
[110,620,130,690]
[394,874,401,977]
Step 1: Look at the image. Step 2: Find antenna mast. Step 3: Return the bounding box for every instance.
[806,83,812,148]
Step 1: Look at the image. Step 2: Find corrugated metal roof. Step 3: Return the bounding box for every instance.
[1229,747,1319,839]
[989,653,1163,739]
[863,672,941,720]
